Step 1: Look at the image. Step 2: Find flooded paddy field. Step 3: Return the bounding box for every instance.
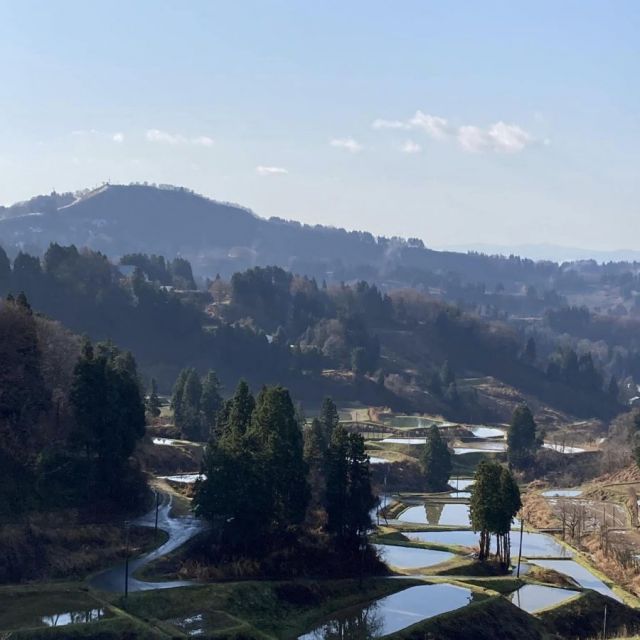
[507,584,580,612]
[0,590,113,632]
[406,530,570,558]
[373,544,454,569]
[298,584,474,639]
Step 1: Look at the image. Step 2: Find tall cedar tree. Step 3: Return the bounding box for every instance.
[469,461,521,569]
[325,425,376,547]
[248,386,310,531]
[507,404,538,469]
[422,425,452,491]
[200,370,223,434]
[194,383,267,553]
[319,397,340,449]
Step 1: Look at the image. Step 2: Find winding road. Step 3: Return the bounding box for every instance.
[90,493,207,593]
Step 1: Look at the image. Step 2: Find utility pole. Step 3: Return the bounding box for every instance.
[124,520,130,598]
[516,516,525,578]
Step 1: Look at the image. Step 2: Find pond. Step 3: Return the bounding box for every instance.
[469,426,505,439]
[541,489,582,498]
[374,544,453,569]
[298,584,473,639]
[407,531,570,558]
[398,503,471,527]
[507,584,580,613]
[530,560,621,601]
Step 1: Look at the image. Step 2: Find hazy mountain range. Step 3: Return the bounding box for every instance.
[0,184,636,285]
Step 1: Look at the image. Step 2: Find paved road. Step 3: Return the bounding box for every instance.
[90,493,207,593]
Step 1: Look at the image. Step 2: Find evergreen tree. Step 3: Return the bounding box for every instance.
[171,367,205,440]
[248,386,309,531]
[218,379,255,438]
[507,404,538,469]
[200,370,223,434]
[146,378,161,419]
[319,396,340,447]
[325,425,375,547]
[422,425,452,491]
[470,461,521,569]
[304,417,327,507]
[70,340,145,503]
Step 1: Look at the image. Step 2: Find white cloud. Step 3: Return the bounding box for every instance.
[256,165,288,176]
[486,121,532,153]
[409,111,449,139]
[112,132,124,143]
[330,137,363,153]
[371,110,538,154]
[145,129,214,146]
[401,140,422,154]
[457,122,533,153]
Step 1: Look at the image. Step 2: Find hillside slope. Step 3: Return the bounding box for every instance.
[0,184,560,285]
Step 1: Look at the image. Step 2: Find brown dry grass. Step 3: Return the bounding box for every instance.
[521,493,558,529]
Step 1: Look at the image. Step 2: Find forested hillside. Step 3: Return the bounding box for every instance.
[0,242,622,421]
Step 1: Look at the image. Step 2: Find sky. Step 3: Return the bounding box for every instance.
[0,0,638,253]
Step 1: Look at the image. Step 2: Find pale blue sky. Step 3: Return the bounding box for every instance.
[0,1,638,250]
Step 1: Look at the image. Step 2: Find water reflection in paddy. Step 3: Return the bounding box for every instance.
[450,479,474,491]
[531,560,621,601]
[407,531,570,558]
[298,584,473,639]
[42,609,107,627]
[398,503,471,527]
[469,426,505,439]
[454,442,507,454]
[381,437,426,445]
[508,584,580,612]
[398,503,521,530]
[374,544,453,569]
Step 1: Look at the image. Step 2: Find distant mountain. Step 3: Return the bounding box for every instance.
[0,183,629,286]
